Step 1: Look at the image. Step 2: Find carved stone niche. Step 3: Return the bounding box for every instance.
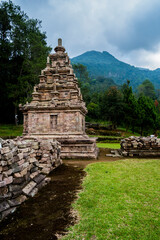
[46,73,53,84]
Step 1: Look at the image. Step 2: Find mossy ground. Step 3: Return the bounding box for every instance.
[0,124,23,138]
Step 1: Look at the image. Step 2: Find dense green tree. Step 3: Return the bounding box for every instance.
[102,86,124,129]
[73,63,91,104]
[0,0,51,124]
[90,76,117,93]
[122,80,138,132]
[137,79,156,100]
[87,102,100,120]
[137,96,157,136]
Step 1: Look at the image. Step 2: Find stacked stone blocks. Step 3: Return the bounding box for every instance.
[0,137,61,221]
[121,136,160,157]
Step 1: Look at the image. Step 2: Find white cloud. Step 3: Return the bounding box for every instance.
[120,47,160,70]
[10,0,160,69]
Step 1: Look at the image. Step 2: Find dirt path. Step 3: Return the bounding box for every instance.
[0,148,123,240]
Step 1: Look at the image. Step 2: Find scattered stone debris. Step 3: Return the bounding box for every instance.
[0,137,62,222]
[121,136,160,157]
[106,149,122,158]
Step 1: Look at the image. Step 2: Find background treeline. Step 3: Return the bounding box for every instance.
[0,1,51,124]
[73,64,160,136]
[1,1,160,136]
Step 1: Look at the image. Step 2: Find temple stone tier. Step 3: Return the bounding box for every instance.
[20,39,98,159]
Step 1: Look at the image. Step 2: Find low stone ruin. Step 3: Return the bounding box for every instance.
[0,137,62,221]
[121,136,160,157]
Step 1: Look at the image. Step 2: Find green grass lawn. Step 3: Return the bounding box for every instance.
[63,159,160,240]
[96,143,120,149]
[0,124,23,137]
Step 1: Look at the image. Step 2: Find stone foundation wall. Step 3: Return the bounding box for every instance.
[121,136,160,157]
[60,138,98,159]
[26,111,85,135]
[0,137,62,222]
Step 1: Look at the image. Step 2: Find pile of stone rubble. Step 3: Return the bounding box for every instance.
[121,136,160,157]
[0,137,62,221]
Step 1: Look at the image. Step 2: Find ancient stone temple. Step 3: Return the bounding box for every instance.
[20,39,98,159]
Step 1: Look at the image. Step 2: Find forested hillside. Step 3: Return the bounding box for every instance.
[71,51,160,90]
[73,64,160,136]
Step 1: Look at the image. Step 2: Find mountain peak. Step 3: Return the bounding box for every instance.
[71,50,160,89]
[72,50,117,65]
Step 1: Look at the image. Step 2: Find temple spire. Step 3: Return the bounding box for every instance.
[58,38,62,47]
[54,38,65,53]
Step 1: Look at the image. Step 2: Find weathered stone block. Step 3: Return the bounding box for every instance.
[30,171,39,179]
[3,152,13,160]
[8,195,27,207]
[0,201,10,213]
[37,179,48,190]
[17,152,23,160]
[0,176,13,187]
[8,140,15,150]
[29,157,37,163]
[7,159,14,165]
[4,176,13,185]
[9,184,23,192]
[122,151,128,157]
[12,190,22,198]
[41,168,51,175]
[0,186,8,196]
[33,161,39,167]
[33,174,45,184]
[22,181,37,196]
[0,147,10,155]
[0,193,12,201]
[0,181,6,188]
[1,207,17,221]
[17,142,27,148]
[12,162,29,173]
[1,161,7,167]
[20,148,30,153]
[32,142,39,150]
[17,159,25,166]
[30,166,38,173]
[43,153,49,158]
[28,187,38,197]
[13,176,26,185]
[12,147,18,156]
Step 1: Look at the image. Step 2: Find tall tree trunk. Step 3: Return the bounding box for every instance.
[15,105,18,126]
[140,125,143,136]
[131,125,135,134]
[126,124,129,132]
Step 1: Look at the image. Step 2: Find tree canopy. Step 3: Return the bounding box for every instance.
[0,0,51,123]
[137,79,156,100]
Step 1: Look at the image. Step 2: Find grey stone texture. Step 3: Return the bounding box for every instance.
[121,136,160,157]
[20,39,98,159]
[0,137,62,222]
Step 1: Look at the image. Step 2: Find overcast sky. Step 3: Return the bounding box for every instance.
[10,0,160,70]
